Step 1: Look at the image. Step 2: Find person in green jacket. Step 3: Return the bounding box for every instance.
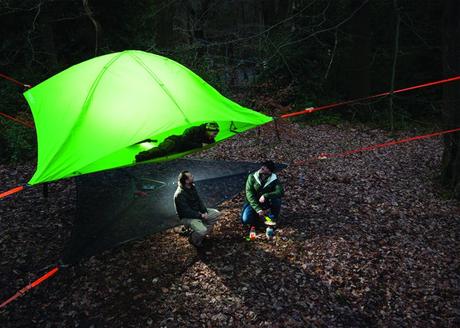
[174,170,221,247]
[135,122,219,162]
[241,160,284,227]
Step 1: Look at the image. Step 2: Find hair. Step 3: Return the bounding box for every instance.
[178,170,190,186]
[261,160,275,173]
[205,122,219,132]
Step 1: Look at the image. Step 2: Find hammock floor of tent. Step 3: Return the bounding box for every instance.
[62,158,287,264]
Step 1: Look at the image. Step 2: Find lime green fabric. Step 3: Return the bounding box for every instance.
[24,50,272,185]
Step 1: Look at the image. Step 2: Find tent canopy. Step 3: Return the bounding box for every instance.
[24,50,272,185]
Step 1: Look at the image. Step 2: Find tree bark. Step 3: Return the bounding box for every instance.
[344,0,371,99]
[389,0,401,132]
[155,0,176,49]
[441,0,460,198]
[40,3,59,69]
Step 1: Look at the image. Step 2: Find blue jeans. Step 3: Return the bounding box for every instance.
[241,198,282,227]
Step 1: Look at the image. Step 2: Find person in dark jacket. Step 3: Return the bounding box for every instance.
[174,170,220,247]
[241,160,284,228]
[135,122,219,162]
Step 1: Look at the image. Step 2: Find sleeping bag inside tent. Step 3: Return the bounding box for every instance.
[18,50,277,263]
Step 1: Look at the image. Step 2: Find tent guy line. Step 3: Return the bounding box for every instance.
[0,66,459,200]
[318,127,460,159]
[3,126,458,308]
[0,185,27,199]
[0,111,34,129]
[1,73,460,128]
[279,75,460,119]
[292,127,460,166]
[1,126,459,201]
[0,158,266,309]
[0,72,30,88]
[0,267,59,309]
[0,59,459,309]
[0,123,457,308]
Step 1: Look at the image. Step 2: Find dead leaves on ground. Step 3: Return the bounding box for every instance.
[0,122,459,327]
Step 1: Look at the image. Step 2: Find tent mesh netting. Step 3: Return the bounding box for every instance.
[62,159,286,263]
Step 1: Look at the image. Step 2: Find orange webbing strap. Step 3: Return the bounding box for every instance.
[0,186,26,199]
[321,127,460,159]
[0,112,34,129]
[280,75,460,119]
[294,127,460,165]
[0,267,59,309]
[0,72,29,88]
[0,72,33,129]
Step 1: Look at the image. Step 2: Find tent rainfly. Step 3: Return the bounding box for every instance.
[24,50,272,185]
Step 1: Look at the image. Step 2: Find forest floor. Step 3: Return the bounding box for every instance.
[0,121,459,327]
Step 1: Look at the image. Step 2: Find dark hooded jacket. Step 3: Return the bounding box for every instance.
[136,124,215,162]
[174,183,207,219]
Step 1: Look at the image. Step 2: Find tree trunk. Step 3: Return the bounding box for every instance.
[344,0,371,99]
[155,0,176,49]
[441,0,460,198]
[388,0,401,132]
[40,3,59,70]
[184,0,212,55]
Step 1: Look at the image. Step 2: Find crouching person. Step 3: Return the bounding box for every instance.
[241,161,284,232]
[174,170,220,247]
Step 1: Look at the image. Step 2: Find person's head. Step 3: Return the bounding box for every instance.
[259,160,275,176]
[205,122,220,140]
[178,170,194,187]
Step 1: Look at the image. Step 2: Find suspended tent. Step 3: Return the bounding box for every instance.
[23,50,272,185]
[19,50,277,262]
[4,49,459,307]
[23,49,458,262]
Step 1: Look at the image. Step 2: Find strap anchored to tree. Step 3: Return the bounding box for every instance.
[0,112,34,129]
[280,75,460,119]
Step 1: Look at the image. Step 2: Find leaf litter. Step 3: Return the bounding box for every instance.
[0,122,458,327]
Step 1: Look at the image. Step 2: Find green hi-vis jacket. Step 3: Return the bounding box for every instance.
[245,170,284,212]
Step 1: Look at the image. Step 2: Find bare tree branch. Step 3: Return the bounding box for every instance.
[324,30,338,80]
[24,1,42,66]
[82,0,99,56]
[276,0,369,50]
[164,0,320,53]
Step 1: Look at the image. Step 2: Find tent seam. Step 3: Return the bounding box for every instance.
[127,51,190,124]
[33,52,126,183]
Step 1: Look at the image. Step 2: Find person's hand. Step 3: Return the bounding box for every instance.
[257,210,265,218]
[259,195,266,203]
[201,212,209,220]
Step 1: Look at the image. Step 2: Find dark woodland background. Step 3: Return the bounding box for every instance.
[1,2,460,327]
[0,0,459,196]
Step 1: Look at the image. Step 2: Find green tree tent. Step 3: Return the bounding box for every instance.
[24,50,272,185]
